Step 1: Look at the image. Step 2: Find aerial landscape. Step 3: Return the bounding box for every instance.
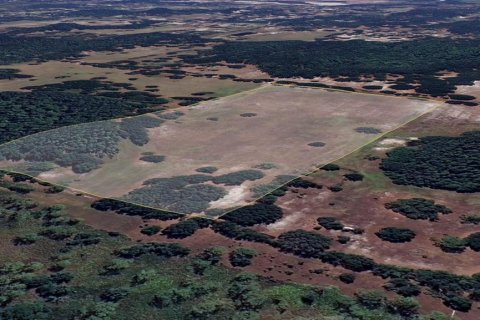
[0,0,479,319]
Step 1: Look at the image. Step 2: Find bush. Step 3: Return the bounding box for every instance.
[466,232,480,251]
[443,295,472,312]
[317,217,344,230]
[13,234,38,245]
[196,247,224,265]
[321,164,340,171]
[438,236,467,253]
[460,214,480,225]
[448,94,476,101]
[277,230,332,258]
[115,243,190,259]
[355,290,386,309]
[45,185,65,194]
[385,198,452,221]
[287,178,322,189]
[162,218,211,239]
[139,155,165,163]
[337,235,350,244]
[230,248,257,267]
[387,297,420,317]
[222,203,283,226]
[100,288,129,302]
[344,173,364,182]
[211,170,264,186]
[339,273,355,284]
[211,221,275,244]
[384,278,420,297]
[195,166,218,174]
[320,252,375,272]
[2,183,35,194]
[328,185,343,192]
[375,227,416,243]
[140,225,161,236]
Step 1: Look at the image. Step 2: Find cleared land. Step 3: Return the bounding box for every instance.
[0,85,439,214]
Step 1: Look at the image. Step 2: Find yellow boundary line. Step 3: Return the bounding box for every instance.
[0,84,444,219]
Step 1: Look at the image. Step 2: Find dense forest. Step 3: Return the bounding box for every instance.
[0,32,208,64]
[0,91,156,144]
[185,38,480,96]
[381,131,480,193]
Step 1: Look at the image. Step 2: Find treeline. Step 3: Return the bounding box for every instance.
[0,91,154,144]
[23,80,169,106]
[186,38,480,97]
[381,131,480,193]
[0,31,208,64]
[0,68,32,80]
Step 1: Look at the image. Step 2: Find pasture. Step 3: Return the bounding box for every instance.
[0,85,439,214]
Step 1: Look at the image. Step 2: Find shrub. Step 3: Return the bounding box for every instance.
[438,236,467,253]
[222,203,283,226]
[277,230,332,258]
[115,243,190,259]
[466,232,480,251]
[2,183,35,194]
[443,295,472,312]
[328,185,343,192]
[321,164,340,171]
[320,252,375,272]
[385,198,452,221]
[139,155,165,163]
[308,141,326,147]
[317,217,344,230]
[287,178,322,189]
[195,166,218,174]
[355,127,382,134]
[140,225,161,236]
[460,214,480,225]
[45,185,65,194]
[211,221,275,244]
[344,173,364,181]
[211,170,264,186]
[228,273,264,311]
[384,278,420,296]
[339,273,355,284]
[337,235,350,244]
[448,94,476,101]
[196,247,224,265]
[387,297,420,317]
[355,290,385,309]
[162,218,211,239]
[13,234,38,245]
[100,288,129,302]
[230,248,257,267]
[375,227,416,243]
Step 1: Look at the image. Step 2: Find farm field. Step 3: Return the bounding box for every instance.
[0,85,438,214]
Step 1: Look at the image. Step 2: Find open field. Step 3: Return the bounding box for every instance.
[0,85,439,214]
[0,46,262,102]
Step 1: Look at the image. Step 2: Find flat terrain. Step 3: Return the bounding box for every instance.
[0,85,438,214]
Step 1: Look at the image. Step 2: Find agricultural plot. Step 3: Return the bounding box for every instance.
[0,85,438,215]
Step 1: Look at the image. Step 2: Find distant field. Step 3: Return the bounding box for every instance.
[0,85,439,214]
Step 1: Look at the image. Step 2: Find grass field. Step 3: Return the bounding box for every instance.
[0,85,439,214]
